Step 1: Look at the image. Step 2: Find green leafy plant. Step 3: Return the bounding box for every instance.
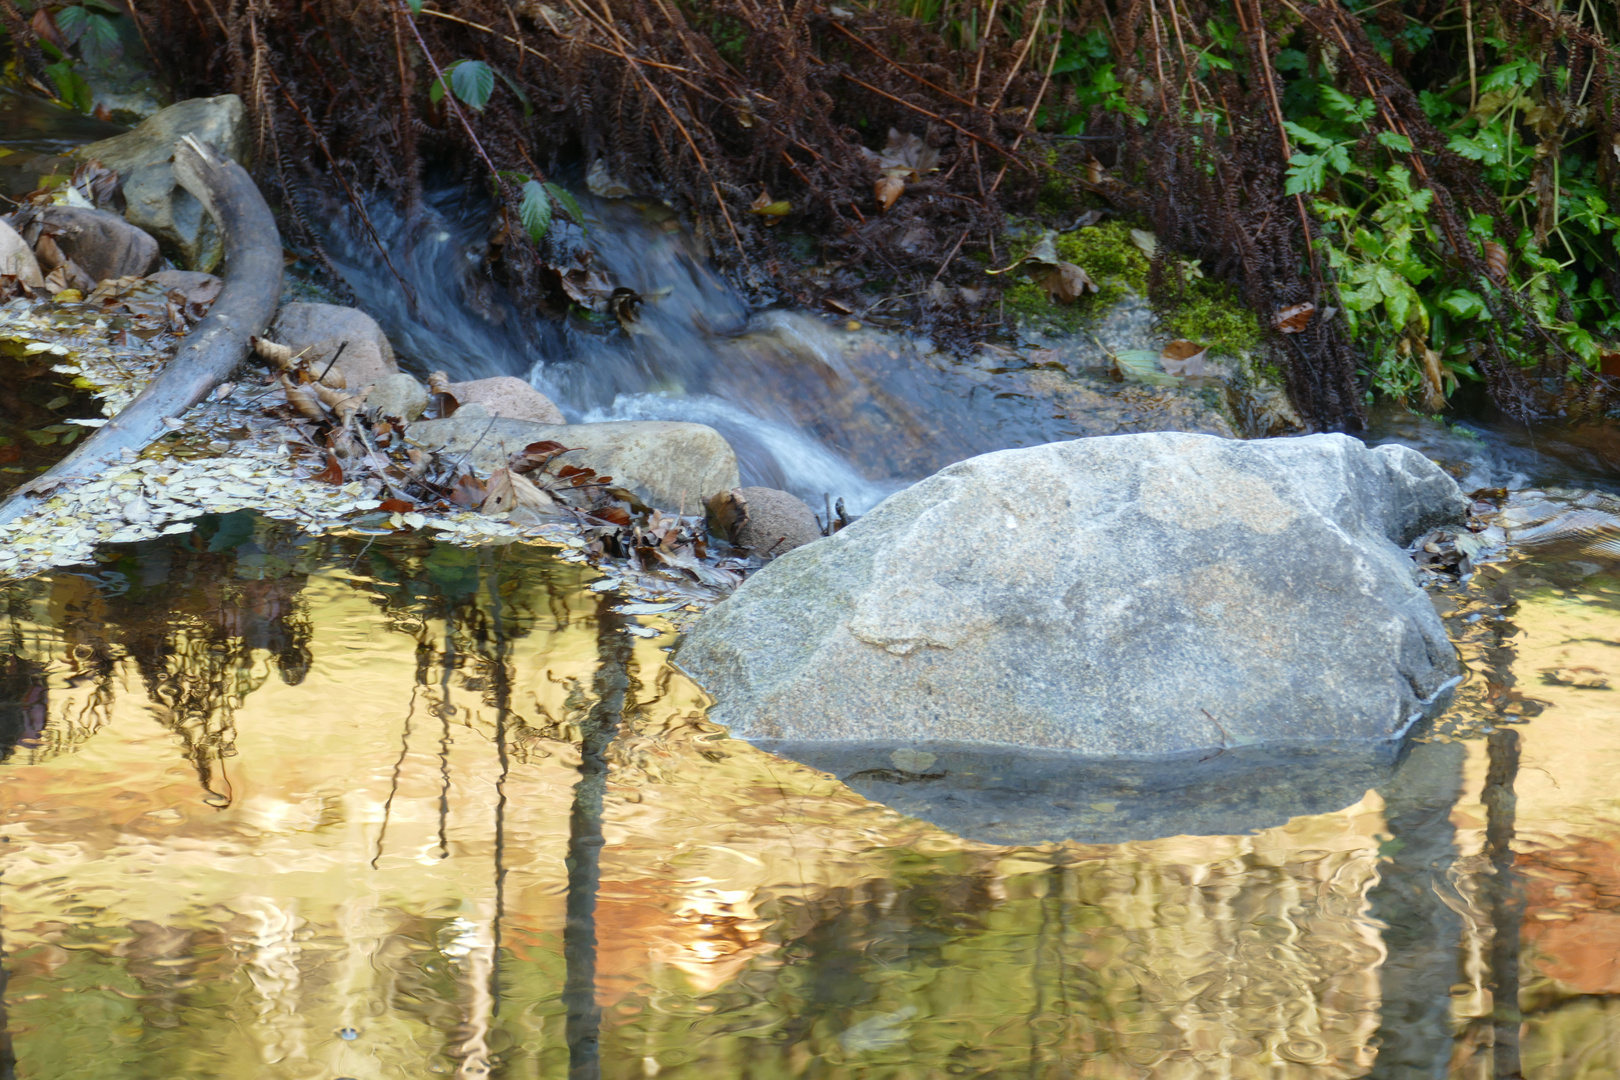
[496,172,585,244]
[430,59,494,111]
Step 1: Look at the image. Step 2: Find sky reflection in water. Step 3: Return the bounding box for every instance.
[0,514,1617,1078]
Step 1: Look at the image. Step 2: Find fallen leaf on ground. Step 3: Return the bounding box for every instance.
[482,467,562,521]
[874,175,903,211]
[1038,262,1098,303]
[1114,348,1181,386]
[1160,339,1209,376]
[1130,229,1157,258]
[1275,302,1315,333]
[869,129,941,182]
[749,190,791,221]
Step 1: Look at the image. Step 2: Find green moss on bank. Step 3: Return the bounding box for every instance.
[1001,221,1264,356]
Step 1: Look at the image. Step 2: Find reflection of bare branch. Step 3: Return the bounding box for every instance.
[564,597,633,1079]
[1484,727,1524,1078]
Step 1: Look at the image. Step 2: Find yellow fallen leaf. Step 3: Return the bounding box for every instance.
[875,175,904,211]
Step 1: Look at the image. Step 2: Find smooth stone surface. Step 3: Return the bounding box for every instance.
[733,486,823,558]
[123,161,222,272]
[409,413,740,511]
[299,337,396,391]
[445,376,564,424]
[73,94,248,173]
[25,206,160,282]
[678,432,1467,764]
[367,373,432,422]
[271,302,397,365]
[146,269,222,300]
[0,219,44,287]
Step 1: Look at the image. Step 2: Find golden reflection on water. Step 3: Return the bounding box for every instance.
[0,515,1617,1078]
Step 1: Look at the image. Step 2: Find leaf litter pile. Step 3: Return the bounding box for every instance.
[1,303,772,625]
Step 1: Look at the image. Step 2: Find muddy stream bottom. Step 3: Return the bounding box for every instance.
[1,511,1619,1079]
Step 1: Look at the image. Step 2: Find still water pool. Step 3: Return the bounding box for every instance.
[1,507,1617,1079]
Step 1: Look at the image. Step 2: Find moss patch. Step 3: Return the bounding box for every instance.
[1162,279,1264,355]
[1002,221,1147,334]
[1002,221,1264,355]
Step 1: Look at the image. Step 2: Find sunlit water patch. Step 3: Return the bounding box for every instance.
[1,513,1618,1077]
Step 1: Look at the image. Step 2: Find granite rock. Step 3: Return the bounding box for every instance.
[445,376,564,424]
[271,302,397,364]
[678,432,1467,765]
[367,373,432,422]
[410,411,739,511]
[122,161,222,272]
[24,206,160,282]
[73,95,248,174]
[732,487,824,558]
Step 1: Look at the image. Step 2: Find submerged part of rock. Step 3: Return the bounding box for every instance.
[679,432,1468,772]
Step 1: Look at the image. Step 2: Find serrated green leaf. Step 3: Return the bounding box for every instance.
[1284,153,1325,195]
[82,12,121,57]
[493,66,533,117]
[55,5,88,40]
[1441,290,1487,319]
[543,182,586,231]
[519,179,552,244]
[451,59,494,111]
[1375,131,1413,153]
[1284,121,1334,150]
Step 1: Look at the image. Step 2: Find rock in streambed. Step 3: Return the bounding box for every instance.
[410,409,740,512]
[678,432,1467,769]
[75,95,250,273]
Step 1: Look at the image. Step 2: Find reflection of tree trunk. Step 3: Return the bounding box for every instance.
[1,917,14,1080]
[1483,727,1524,1079]
[1365,740,1467,1076]
[564,601,631,1080]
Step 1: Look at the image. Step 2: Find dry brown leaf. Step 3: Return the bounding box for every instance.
[45,260,94,295]
[1159,339,1209,376]
[253,337,303,370]
[1419,346,1449,411]
[426,370,460,416]
[706,488,749,544]
[281,375,324,421]
[1275,302,1315,334]
[871,128,941,182]
[482,467,562,521]
[312,451,345,484]
[1038,262,1098,304]
[874,175,904,211]
[311,381,367,424]
[33,232,66,272]
[508,439,573,474]
[1483,240,1508,283]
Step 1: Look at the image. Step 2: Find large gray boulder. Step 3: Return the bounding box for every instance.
[123,161,223,273]
[444,375,564,424]
[678,432,1466,767]
[268,302,399,390]
[73,95,248,173]
[410,410,740,511]
[74,96,247,273]
[23,206,160,282]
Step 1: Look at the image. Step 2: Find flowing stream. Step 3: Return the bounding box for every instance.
[8,103,1620,1077]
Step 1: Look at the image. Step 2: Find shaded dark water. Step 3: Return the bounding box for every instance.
[2,510,1619,1077]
